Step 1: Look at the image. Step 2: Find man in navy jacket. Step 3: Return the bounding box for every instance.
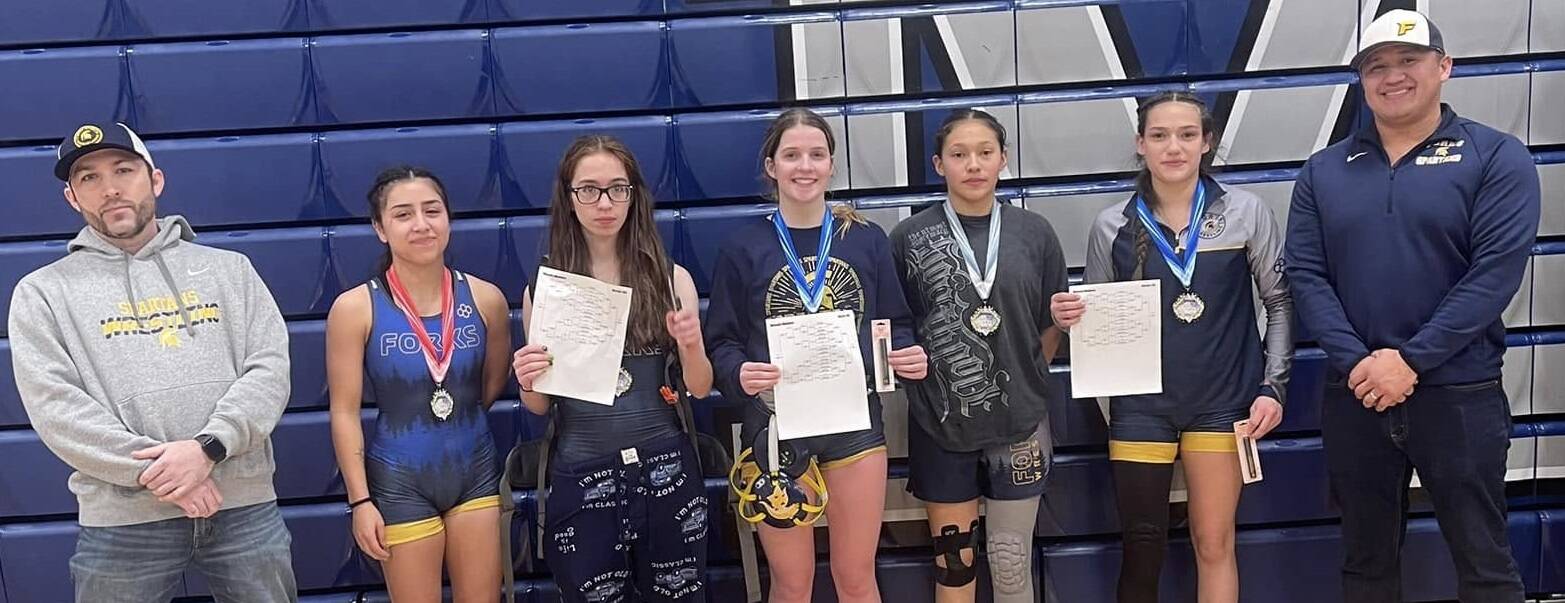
[1285,9,1539,603]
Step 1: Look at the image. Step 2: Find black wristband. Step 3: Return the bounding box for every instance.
[348,497,373,509]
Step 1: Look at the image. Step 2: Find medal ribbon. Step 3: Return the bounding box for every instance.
[771,207,836,313]
[941,200,1002,300]
[385,267,456,385]
[1133,180,1207,289]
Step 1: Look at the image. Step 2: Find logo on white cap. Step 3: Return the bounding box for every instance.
[1353,9,1443,68]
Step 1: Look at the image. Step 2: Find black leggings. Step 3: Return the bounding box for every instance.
[1113,460,1177,603]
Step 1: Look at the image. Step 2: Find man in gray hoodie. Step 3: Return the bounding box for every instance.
[8,122,297,602]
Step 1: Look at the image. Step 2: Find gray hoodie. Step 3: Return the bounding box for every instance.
[8,216,290,527]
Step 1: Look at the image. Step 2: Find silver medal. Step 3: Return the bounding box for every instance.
[616,367,633,397]
[1172,291,1205,323]
[969,304,1002,336]
[430,386,455,421]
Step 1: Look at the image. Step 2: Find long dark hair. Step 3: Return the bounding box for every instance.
[367,165,451,278]
[1131,92,1218,280]
[758,107,864,234]
[544,135,674,351]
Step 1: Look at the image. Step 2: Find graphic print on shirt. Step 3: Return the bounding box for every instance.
[100,289,223,348]
[763,256,864,323]
[904,223,1009,422]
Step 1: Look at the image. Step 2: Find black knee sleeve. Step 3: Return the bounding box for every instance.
[1113,461,1176,603]
[932,520,979,587]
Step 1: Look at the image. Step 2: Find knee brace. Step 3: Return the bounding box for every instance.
[987,528,1030,595]
[985,496,1041,599]
[932,520,979,587]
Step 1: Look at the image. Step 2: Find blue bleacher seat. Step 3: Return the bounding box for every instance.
[673,109,818,202]
[269,411,366,503]
[276,502,382,590]
[0,239,70,337]
[1044,368,1110,448]
[0,340,20,428]
[318,124,499,215]
[1399,512,1542,599]
[0,0,114,46]
[128,38,313,134]
[152,133,330,227]
[488,0,661,21]
[120,0,306,39]
[1281,348,1327,433]
[487,401,519,456]
[0,430,76,519]
[0,46,127,142]
[1233,438,1334,526]
[0,145,84,238]
[496,115,678,208]
[306,0,485,30]
[288,320,329,410]
[492,22,671,116]
[447,218,526,301]
[0,521,108,602]
[678,204,773,295]
[326,224,391,294]
[669,13,840,107]
[1542,509,1565,592]
[663,0,782,16]
[311,30,495,125]
[505,215,549,289]
[299,594,360,603]
[1035,451,1119,537]
[201,227,332,317]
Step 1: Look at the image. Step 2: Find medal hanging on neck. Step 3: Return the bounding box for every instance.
[771,206,836,314]
[1134,181,1208,323]
[941,200,1003,336]
[386,267,457,420]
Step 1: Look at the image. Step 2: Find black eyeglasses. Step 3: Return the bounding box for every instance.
[571,184,635,205]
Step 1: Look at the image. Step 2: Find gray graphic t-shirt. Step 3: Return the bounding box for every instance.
[890,203,1068,452]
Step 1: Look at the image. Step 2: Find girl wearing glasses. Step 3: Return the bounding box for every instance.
[513,135,713,602]
[327,166,512,602]
[704,108,927,603]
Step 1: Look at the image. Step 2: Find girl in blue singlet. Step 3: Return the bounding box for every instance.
[512,136,714,603]
[327,166,513,602]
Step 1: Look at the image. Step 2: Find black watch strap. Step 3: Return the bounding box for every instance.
[196,434,227,463]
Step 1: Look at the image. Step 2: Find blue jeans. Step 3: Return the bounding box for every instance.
[1322,379,1523,603]
[71,501,297,603]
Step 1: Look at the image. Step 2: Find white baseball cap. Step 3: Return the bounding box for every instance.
[1351,9,1446,70]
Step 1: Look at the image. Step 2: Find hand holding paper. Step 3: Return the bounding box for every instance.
[766,310,870,439]
[528,267,632,405]
[1068,280,1162,398]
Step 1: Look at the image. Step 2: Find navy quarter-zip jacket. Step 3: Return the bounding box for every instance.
[1284,104,1540,384]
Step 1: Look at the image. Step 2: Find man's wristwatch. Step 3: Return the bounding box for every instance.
[195,434,227,464]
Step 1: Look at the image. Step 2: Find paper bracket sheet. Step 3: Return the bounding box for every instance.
[528,266,633,405]
[766,310,870,440]
[1068,279,1162,398]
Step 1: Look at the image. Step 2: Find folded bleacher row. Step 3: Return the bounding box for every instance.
[2,60,1563,243]
[3,0,1564,601]
[4,1,1563,143]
